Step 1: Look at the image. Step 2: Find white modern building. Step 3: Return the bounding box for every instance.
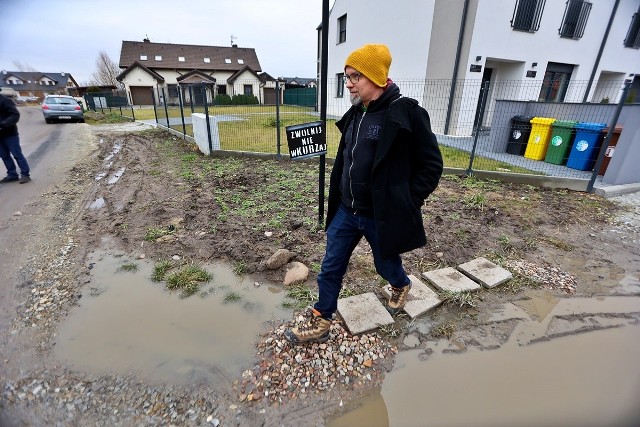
[320,0,640,135]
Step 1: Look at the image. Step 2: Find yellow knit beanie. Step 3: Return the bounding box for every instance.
[345,44,392,87]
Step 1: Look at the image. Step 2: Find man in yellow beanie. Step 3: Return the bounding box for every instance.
[285,44,443,344]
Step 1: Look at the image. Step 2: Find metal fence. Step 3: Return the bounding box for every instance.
[96,78,633,187]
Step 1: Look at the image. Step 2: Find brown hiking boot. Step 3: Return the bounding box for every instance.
[387,283,412,314]
[284,308,331,344]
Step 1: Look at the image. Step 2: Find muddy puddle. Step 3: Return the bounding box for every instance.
[53,250,289,383]
[330,292,640,427]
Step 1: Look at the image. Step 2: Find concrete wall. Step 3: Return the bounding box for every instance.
[601,105,640,185]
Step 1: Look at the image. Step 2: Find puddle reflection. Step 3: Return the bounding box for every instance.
[54,251,289,383]
[330,299,640,427]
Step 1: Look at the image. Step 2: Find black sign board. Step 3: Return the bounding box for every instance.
[526,70,537,78]
[286,121,326,159]
[470,64,482,72]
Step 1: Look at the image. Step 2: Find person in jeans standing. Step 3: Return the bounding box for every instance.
[285,44,443,344]
[0,93,31,184]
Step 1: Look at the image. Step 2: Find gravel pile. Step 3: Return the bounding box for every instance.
[2,370,223,426]
[505,259,577,293]
[236,313,397,405]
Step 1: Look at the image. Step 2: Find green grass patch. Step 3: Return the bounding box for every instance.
[118,262,138,272]
[144,225,176,241]
[282,284,318,310]
[151,260,173,282]
[165,264,212,298]
[223,292,242,303]
[432,322,456,339]
[437,289,479,308]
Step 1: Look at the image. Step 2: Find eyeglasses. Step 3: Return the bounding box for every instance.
[344,72,361,84]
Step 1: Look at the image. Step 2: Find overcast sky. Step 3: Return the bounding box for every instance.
[1,0,329,85]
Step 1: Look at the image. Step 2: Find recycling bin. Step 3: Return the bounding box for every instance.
[566,122,607,171]
[544,120,578,165]
[506,115,533,155]
[524,117,556,161]
[598,126,623,175]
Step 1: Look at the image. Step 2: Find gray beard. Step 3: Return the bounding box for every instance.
[350,94,362,106]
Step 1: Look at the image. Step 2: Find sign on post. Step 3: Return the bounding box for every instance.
[285,121,326,160]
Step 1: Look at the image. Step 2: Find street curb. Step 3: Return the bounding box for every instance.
[594,183,640,198]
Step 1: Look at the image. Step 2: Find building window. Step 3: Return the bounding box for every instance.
[624,8,640,48]
[243,84,253,96]
[336,73,344,98]
[225,59,232,64]
[539,62,574,102]
[511,0,545,32]
[238,59,244,64]
[337,14,347,44]
[167,85,178,97]
[217,84,227,95]
[204,58,211,63]
[559,0,591,39]
[140,55,147,60]
[155,55,162,61]
[178,56,185,62]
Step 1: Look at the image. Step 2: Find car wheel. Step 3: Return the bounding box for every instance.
[45,119,52,124]
[78,119,85,123]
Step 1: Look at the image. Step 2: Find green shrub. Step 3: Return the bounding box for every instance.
[215,94,232,105]
[231,94,259,105]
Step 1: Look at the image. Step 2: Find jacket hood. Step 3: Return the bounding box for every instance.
[364,82,401,113]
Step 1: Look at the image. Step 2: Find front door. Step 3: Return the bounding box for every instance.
[473,67,493,130]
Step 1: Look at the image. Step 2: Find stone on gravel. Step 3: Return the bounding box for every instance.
[337,293,394,335]
[458,257,512,289]
[422,267,481,292]
[283,262,309,285]
[266,249,293,270]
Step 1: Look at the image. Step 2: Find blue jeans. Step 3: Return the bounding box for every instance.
[314,203,410,319]
[0,134,30,179]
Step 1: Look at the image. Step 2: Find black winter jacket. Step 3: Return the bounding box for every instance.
[0,94,20,138]
[327,86,443,258]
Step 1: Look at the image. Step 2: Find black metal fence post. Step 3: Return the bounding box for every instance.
[466,80,490,176]
[178,88,186,137]
[152,88,158,124]
[162,88,170,129]
[587,80,631,193]
[189,86,195,114]
[203,84,213,154]
[275,79,282,160]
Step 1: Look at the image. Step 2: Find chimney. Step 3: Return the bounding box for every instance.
[143,36,150,43]
[61,72,65,76]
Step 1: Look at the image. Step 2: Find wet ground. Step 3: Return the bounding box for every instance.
[53,247,290,384]
[329,293,640,427]
[2,123,640,426]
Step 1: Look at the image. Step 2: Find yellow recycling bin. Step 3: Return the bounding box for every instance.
[524,117,556,161]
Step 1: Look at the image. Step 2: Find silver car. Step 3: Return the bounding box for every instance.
[42,95,84,123]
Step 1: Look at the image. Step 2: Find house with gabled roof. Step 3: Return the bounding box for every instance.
[116,38,280,105]
[0,70,79,101]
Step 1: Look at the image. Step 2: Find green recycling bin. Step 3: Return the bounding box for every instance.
[544,120,578,165]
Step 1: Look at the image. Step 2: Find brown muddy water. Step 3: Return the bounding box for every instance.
[329,292,640,427]
[54,250,640,426]
[53,250,289,383]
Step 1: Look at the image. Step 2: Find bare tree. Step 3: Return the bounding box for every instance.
[12,61,38,72]
[90,51,123,89]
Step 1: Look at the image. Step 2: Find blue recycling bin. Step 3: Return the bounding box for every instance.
[566,122,607,171]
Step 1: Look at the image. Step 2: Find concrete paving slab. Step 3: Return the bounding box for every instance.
[422,267,481,292]
[337,292,394,335]
[381,275,442,319]
[458,257,512,288]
